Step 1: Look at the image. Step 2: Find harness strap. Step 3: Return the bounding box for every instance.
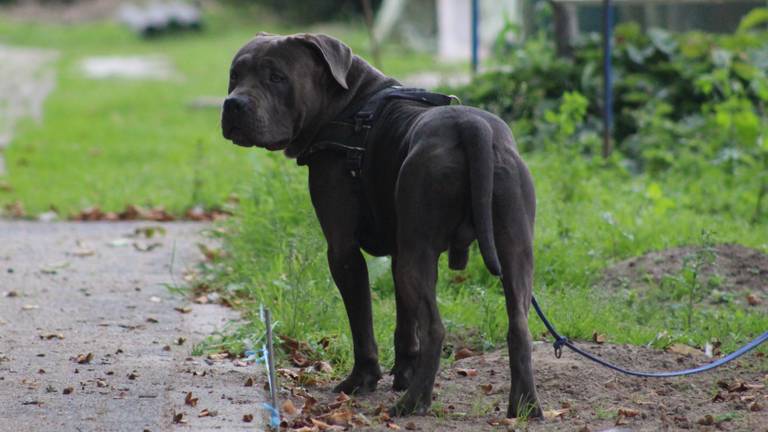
[296,86,455,175]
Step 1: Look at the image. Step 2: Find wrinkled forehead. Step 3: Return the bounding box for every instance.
[231,35,314,70]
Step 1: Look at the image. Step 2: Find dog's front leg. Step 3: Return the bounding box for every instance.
[326,243,382,393]
[309,156,382,394]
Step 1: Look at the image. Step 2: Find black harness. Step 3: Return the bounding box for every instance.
[296,85,456,178]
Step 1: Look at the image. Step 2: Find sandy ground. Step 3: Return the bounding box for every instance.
[0,221,267,431]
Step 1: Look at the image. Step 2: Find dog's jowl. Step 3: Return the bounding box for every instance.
[221,32,542,418]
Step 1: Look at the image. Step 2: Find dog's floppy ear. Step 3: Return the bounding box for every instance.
[292,33,352,90]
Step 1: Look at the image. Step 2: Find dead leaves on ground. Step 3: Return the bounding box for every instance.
[280,391,375,431]
[68,204,231,222]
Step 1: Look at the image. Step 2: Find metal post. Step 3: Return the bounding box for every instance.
[602,0,614,158]
[471,0,480,75]
[264,308,278,424]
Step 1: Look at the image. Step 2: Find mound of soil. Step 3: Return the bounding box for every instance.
[277,342,767,431]
[602,244,768,313]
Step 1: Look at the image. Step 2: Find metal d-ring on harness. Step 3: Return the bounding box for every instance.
[531,294,768,377]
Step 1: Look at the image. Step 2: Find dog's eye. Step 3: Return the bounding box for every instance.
[229,70,238,82]
[269,72,286,84]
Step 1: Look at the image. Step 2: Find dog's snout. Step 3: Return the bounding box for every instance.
[223,96,247,114]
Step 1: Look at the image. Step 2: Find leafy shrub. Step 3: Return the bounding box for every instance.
[447,8,768,163]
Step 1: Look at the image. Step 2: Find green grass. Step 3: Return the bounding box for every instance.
[0,7,460,216]
[198,147,768,374]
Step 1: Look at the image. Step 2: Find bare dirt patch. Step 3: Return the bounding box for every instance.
[274,342,767,431]
[602,243,768,313]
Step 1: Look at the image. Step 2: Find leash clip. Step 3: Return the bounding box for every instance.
[553,337,567,359]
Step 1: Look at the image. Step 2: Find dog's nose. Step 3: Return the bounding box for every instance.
[223,96,247,114]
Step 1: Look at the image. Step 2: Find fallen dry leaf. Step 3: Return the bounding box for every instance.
[746,293,762,306]
[185,392,198,407]
[386,422,401,430]
[39,333,64,340]
[454,347,476,360]
[198,408,217,417]
[666,343,701,356]
[4,201,26,218]
[207,352,228,361]
[543,408,569,420]
[62,387,74,395]
[697,414,715,426]
[133,242,162,252]
[72,353,93,364]
[592,331,606,344]
[313,361,333,374]
[244,377,254,387]
[174,306,192,314]
[172,411,185,424]
[479,383,493,395]
[456,368,478,377]
[193,295,209,304]
[404,422,419,430]
[618,407,640,417]
[281,399,299,416]
[242,413,254,423]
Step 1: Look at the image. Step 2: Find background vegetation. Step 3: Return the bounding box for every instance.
[198,9,768,373]
[1,1,765,376]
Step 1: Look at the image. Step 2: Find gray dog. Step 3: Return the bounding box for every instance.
[221,33,541,418]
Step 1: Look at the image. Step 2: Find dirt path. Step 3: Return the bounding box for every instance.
[278,341,768,431]
[0,221,266,431]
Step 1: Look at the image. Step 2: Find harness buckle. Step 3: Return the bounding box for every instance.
[346,149,364,178]
[354,113,374,133]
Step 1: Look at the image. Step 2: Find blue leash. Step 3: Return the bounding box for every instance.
[531,295,768,377]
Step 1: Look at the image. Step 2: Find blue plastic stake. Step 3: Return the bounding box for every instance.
[471,0,480,75]
[602,0,614,158]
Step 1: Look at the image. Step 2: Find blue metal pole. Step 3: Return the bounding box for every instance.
[602,0,614,158]
[471,0,479,75]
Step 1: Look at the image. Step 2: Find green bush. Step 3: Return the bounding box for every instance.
[447,8,768,164]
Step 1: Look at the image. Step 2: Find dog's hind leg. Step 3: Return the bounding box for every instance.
[389,245,442,416]
[388,137,466,416]
[492,151,542,418]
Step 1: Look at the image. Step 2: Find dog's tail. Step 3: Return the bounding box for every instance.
[459,117,502,276]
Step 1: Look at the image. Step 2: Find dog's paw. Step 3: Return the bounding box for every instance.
[388,394,430,417]
[332,368,381,395]
[390,364,414,391]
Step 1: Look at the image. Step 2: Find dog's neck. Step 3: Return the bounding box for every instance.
[286,56,397,159]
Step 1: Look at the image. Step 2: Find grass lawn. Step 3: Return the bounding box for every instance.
[198,148,768,374]
[0,6,460,216]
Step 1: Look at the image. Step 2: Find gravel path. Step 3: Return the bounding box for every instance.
[0,221,266,431]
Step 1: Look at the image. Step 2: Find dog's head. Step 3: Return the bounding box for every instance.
[221,33,353,154]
